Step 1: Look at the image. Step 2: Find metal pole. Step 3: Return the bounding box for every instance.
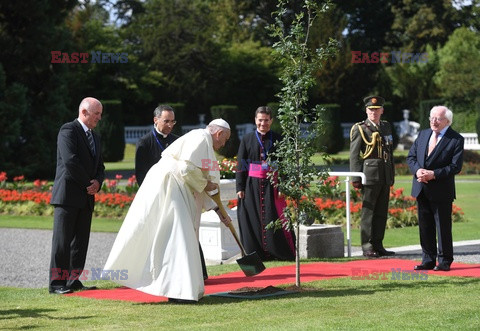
[345,176,351,257]
[327,172,366,258]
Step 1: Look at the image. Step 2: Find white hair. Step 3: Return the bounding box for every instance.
[431,105,453,125]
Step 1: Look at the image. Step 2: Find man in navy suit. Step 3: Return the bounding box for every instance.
[49,97,105,294]
[407,106,464,272]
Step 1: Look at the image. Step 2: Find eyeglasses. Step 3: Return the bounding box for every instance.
[429,117,446,122]
[159,120,177,125]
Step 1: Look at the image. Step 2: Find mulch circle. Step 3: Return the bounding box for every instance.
[228,285,286,296]
[227,285,320,296]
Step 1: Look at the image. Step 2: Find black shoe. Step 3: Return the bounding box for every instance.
[363,250,379,258]
[70,285,98,292]
[414,263,435,270]
[49,287,73,295]
[168,298,197,304]
[433,263,451,271]
[377,249,395,257]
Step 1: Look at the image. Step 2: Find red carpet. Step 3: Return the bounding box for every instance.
[68,259,480,303]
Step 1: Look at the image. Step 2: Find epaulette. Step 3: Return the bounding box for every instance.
[350,122,363,140]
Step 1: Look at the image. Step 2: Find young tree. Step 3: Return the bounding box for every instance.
[267,0,338,287]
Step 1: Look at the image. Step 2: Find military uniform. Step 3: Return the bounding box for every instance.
[349,96,395,257]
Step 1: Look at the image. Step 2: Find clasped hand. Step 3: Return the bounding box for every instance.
[416,168,435,183]
[352,181,363,189]
[86,179,99,195]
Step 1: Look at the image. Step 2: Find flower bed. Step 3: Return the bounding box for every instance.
[0,172,467,226]
[0,172,136,218]
[228,176,466,228]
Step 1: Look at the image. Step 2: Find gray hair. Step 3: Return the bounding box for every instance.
[431,105,453,125]
[153,105,174,117]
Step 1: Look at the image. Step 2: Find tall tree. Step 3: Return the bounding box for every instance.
[387,0,460,52]
[0,65,28,175]
[0,0,77,178]
[384,44,441,120]
[334,0,395,120]
[125,0,223,118]
[435,27,480,106]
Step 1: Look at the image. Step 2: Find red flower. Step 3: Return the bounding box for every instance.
[13,175,25,182]
[228,199,238,209]
[127,175,136,186]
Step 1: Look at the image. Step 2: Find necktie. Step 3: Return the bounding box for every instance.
[86,130,95,156]
[428,132,438,156]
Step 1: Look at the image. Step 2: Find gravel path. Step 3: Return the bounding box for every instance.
[1,228,479,289]
[0,228,116,289]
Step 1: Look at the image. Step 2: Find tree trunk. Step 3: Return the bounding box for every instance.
[295,223,301,287]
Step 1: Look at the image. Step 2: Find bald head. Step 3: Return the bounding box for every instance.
[78,97,103,130]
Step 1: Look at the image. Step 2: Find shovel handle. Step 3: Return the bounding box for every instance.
[209,192,247,257]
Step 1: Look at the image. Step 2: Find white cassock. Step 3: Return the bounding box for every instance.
[103,129,218,301]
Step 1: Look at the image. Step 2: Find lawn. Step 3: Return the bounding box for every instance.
[2,175,478,247]
[103,143,135,172]
[1,275,479,329]
[1,150,480,329]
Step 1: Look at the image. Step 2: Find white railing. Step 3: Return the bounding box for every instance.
[181,124,204,135]
[328,171,366,257]
[460,133,480,150]
[236,123,256,141]
[125,125,480,150]
[124,126,151,144]
[125,123,257,144]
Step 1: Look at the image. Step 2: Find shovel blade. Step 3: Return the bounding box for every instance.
[236,252,266,277]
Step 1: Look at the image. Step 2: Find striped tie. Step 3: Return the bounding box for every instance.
[86,130,95,156]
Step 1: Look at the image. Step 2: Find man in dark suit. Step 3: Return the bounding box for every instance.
[407,105,464,272]
[49,97,105,294]
[349,96,395,258]
[135,105,178,186]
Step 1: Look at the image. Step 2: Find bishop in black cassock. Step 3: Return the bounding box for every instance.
[236,129,295,261]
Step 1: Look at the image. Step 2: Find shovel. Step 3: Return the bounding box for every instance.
[209,191,266,277]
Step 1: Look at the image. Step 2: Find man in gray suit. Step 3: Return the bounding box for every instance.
[49,97,105,294]
[407,105,464,272]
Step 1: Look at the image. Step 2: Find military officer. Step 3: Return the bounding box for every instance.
[349,96,395,258]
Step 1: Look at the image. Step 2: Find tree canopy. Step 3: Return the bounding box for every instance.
[1,0,479,178]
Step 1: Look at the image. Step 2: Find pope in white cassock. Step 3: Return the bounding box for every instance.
[103,119,232,303]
